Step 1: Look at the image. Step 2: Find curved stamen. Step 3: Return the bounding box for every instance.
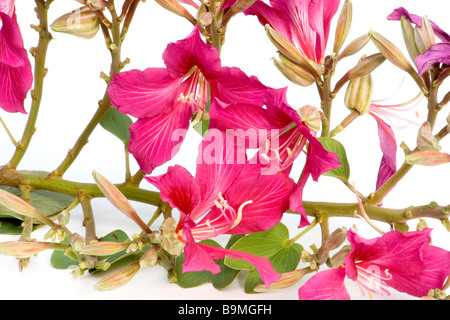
[356,265,392,297]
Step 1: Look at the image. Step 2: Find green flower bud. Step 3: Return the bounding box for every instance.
[51,6,100,39]
[417,121,441,151]
[333,0,352,55]
[344,73,373,115]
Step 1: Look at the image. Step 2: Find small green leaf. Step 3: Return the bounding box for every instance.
[0,218,27,234]
[317,137,350,182]
[100,107,133,144]
[175,254,213,288]
[224,223,290,270]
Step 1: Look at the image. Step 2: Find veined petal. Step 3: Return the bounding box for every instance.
[0,0,15,18]
[223,170,296,234]
[197,242,281,288]
[108,68,183,118]
[145,165,201,216]
[162,25,221,79]
[211,66,269,106]
[298,268,350,300]
[416,43,450,75]
[289,162,311,228]
[0,12,27,67]
[128,102,191,174]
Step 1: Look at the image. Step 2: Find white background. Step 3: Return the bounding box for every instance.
[0,0,449,300]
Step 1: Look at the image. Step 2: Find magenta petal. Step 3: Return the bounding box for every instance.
[128,102,191,174]
[298,268,350,300]
[211,67,269,106]
[0,1,15,17]
[0,12,32,114]
[108,68,183,118]
[416,43,450,75]
[162,25,221,79]
[183,235,221,274]
[223,171,296,234]
[145,165,201,216]
[289,165,311,228]
[197,242,281,288]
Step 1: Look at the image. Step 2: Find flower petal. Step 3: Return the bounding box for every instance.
[108,68,183,118]
[416,43,450,75]
[162,25,221,79]
[298,268,350,300]
[128,101,191,174]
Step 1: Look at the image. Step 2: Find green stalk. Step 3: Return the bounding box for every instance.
[7,0,52,169]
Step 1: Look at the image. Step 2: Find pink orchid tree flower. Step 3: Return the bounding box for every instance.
[387,7,450,76]
[209,87,341,228]
[0,1,33,113]
[298,229,450,300]
[146,131,296,288]
[108,25,268,174]
[244,0,341,64]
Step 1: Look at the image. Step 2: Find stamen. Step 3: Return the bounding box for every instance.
[231,200,252,229]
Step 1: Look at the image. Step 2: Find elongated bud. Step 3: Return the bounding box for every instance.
[297,105,321,132]
[0,241,54,258]
[0,189,55,227]
[93,171,151,234]
[265,25,323,81]
[417,121,440,151]
[254,269,307,292]
[51,6,99,39]
[401,16,421,62]
[273,55,315,87]
[414,16,435,54]
[319,227,347,254]
[80,241,130,256]
[334,53,385,93]
[337,33,370,60]
[94,262,140,291]
[344,74,373,115]
[154,0,197,25]
[333,0,352,54]
[405,150,450,166]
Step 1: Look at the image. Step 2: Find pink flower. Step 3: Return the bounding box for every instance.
[245,0,341,64]
[0,3,33,113]
[210,88,341,227]
[108,25,268,174]
[298,229,450,300]
[146,131,296,288]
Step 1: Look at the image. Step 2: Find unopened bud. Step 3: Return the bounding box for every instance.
[416,218,429,231]
[273,55,315,87]
[405,150,450,166]
[154,0,197,25]
[80,241,129,256]
[93,171,151,234]
[197,4,213,27]
[319,227,348,254]
[417,121,440,151]
[254,269,306,293]
[344,74,373,115]
[0,241,54,258]
[265,25,323,81]
[94,262,140,291]
[333,0,352,55]
[414,16,435,54]
[327,245,351,268]
[139,247,159,268]
[51,6,100,39]
[94,260,111,271]
[297,105,321,132]
[337,33,370,60]
[400,16,421,62]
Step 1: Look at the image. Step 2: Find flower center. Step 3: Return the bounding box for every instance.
[190,193,252,240]
[356,264,393,297]
[177,68,208,114]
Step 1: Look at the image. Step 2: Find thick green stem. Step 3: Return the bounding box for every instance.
[7,0,52,169]
[320,75,333,137]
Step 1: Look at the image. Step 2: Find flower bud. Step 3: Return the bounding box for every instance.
[139,247,160,268]
[94,262,140,291]
[337,34,370,60]
[319,227,348,254]
[405,150,450,166]
[344,73,373,115]
[297,105,321,132]
[265,25,323,80]
[93,171,151,234]
[400,16,421,61]
[273,55,315,87]
[0,241,54,258]
[417,121,441,151]
[51,6,100,39]
[333,0,352,55]
[254,269,306,292]
[414,16,435,54]
[80,241,129,256]
[154,0,197,25]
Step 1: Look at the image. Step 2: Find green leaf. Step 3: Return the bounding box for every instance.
[211,235,243,289]
[0,186,75,220]
[224,223,290,270]
[0,218,27,234]
[51,237,78,270]
[100,107,133,144]
[317,137,350,182]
